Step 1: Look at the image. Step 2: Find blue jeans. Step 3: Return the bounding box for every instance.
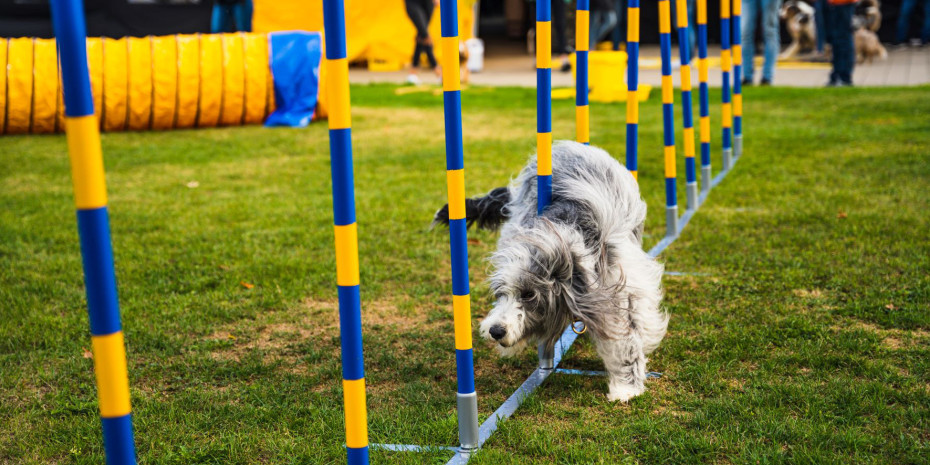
[826,2,854,84]
[211,0,253,33]
[591,10,618,46]
[895,0,930,44]
[741,0,781,81]
[815,0,827,52]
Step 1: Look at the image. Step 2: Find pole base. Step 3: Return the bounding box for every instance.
[456,392,480,450]
[734,134,743,159]
[701,166,712,194]
[686,182,698,211]
[665,205,679,238]
[537,340,554,370]
[722,147,733,172]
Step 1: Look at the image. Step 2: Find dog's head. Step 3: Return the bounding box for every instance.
[480,219,623,353]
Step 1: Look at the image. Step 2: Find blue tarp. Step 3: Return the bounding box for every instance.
[265,31,322,128]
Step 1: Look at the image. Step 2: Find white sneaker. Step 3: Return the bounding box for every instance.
[406,74,421,85]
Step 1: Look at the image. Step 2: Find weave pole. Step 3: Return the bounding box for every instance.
[674,0,697,211]
[322,0,370,462]
[626,0,640,179]
[732,0,743,158]
[439,0,480,451]
[697,0,712,194]
[720,0,733,171]
[536,0,556,369]
[49,2,137,464]
[659,0,678,238]
[575,0,590,145]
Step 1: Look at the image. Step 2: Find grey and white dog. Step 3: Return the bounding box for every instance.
[434,141,667,402]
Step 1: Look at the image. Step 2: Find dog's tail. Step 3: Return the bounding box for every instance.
[432,187,511,230]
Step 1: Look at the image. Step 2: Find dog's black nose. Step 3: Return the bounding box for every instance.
[489,325,507,341]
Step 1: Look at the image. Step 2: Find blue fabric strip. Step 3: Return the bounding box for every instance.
[101,414,136,465]
[329,128,357,226]
[266,32,323,128]
[536,69,552,133]
[76,208,122,336]
[49,0,95,117]
[346,446,369,465]
[455,349,476,394]
[665,177,677,207]
[440,0,459,36]
[448,218,470,296]
[575,52,588,106]
[322,0,347,59]
[338,285,365,380]
[537,175,552,214]
[444,91,464,170]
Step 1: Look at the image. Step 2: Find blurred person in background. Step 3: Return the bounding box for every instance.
[825,0,855,85]
[553,0,573,71]
[741,0,781,85]
[211,0,252,33]
[405,0,441,84]
[590,0,618,48]
[895,0,930,46]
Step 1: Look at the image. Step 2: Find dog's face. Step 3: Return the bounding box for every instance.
[479,221,613,353]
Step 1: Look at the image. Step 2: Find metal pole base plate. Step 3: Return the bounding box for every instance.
[456,392,479,450]
[665,205,679,238]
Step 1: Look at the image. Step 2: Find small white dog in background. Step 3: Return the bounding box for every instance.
[434,142,668,402]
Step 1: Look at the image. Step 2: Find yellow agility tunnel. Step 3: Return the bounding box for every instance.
[0,33,275,135]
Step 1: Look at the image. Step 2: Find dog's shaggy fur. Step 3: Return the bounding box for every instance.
[779,0,818,59]
[434,142,667,402]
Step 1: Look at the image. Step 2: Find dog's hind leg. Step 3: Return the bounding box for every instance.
[593,333,647,402]
[432,186,511,230]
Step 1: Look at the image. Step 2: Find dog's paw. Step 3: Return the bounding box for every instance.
[607,384,645,403]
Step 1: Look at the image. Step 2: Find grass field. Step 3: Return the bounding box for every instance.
[1,84,929,464]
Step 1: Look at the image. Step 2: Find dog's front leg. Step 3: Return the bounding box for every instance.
[593,333,647,402]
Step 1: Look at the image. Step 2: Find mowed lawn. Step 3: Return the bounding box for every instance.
[1,84,928,464]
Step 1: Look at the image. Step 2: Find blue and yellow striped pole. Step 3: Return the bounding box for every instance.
[321,0,369,462]
[659,0,678,238]
[439,0,480,451]
[674,0,698,211]
[536,0,555,369]
[720,0,733,171]
[49,1,136,463]
[626,0,640,180]
[575,0,590,145]
[732,0,743,159]
[697,0,712,193]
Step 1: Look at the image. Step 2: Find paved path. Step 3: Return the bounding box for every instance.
[349,45,930,88]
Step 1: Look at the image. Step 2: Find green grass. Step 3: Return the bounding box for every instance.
[1,84,928,464]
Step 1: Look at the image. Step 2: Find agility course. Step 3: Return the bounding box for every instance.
[43,0,750,462]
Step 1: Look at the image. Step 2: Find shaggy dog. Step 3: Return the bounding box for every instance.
[854,27,887,63]
[434,142,668,402]
[779,0,818,59]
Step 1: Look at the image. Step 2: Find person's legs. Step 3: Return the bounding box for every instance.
[835,3,854,83]
[552,0,568,54]
[922,0,930,43]
[211,4,234,33]
[761,0,781,82]
[815,0,826,52]
[741,0,759,81]
[612,0,626,50]
[234,0,253,32]
[896,0,917,44]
